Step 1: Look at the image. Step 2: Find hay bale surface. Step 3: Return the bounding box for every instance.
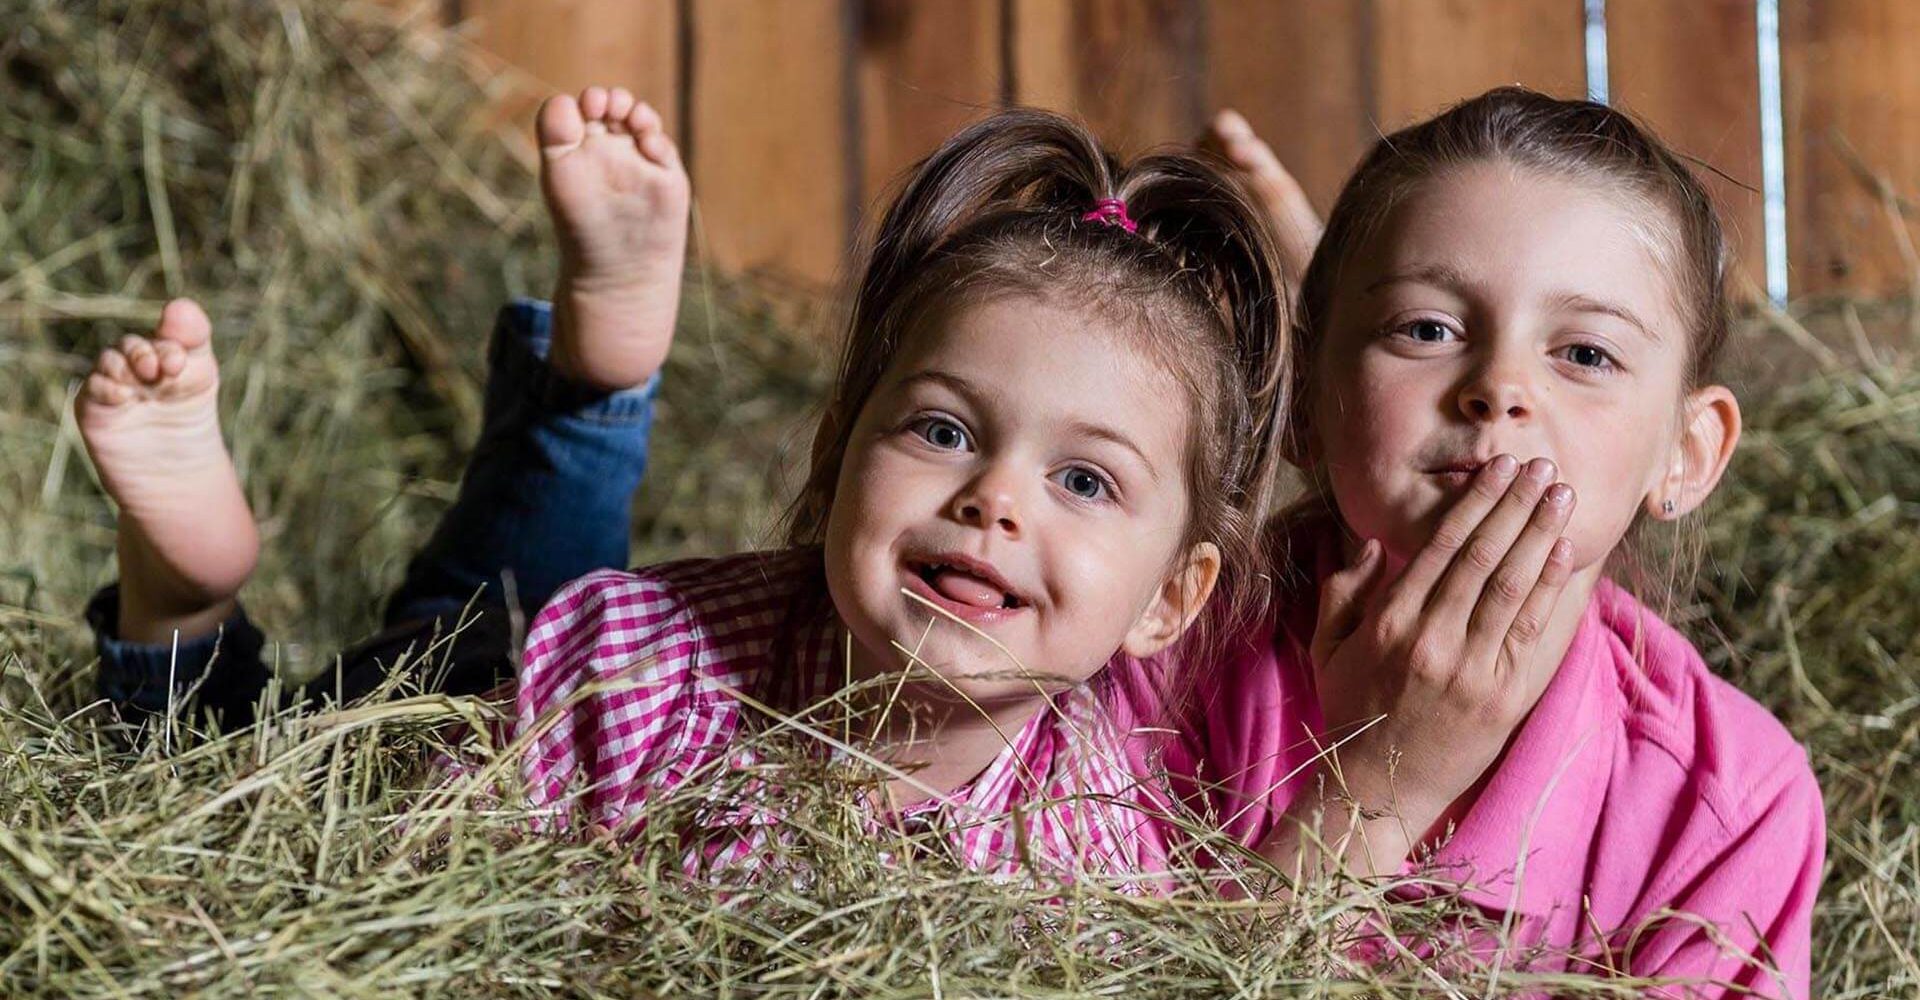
[0,1,1915,995]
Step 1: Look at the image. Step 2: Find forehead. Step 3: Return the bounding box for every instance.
[1351,161,1687,333]
[887,295,1190,449]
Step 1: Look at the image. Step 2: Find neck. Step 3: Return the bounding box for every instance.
[838,629,1053,810]
[871,694,1049,809]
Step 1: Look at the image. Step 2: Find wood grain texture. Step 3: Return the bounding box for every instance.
[1783,0,1920,296]
[688,0,852,285]
[856,0,1003,214]
[1204,0,1373,215]
[1370,0,1585,128]
[462,0,680,135]
[1010,0,1206,157]
[1608,0,1765,294]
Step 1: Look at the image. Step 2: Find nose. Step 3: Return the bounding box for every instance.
[1457,352,1537,422]
[951,467,1022,537]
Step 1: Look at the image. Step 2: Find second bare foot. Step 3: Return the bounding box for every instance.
[76,299,258,645]
[539,86,691,392]
[1200,109,1324,283]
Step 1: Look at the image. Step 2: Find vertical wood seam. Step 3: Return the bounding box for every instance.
[842,0,864,260]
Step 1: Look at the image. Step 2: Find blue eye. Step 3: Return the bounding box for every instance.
[1405,319,1457,343]
[1053,466,1111,501]
[913,416,970,450]
[1564,344,1615,369]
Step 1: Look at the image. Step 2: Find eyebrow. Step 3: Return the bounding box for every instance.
[1367,268,1664,344]
[1364,264,1473,295]
[1546,292,1664,344]
[899,369,1158,476]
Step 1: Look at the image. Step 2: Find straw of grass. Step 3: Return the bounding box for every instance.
[2,0,1917,996]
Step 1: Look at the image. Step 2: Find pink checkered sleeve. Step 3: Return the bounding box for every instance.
[515,567,742,835]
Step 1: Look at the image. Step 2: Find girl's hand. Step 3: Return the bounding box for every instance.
[1284,455,1576,867]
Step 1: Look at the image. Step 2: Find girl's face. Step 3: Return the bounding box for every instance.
[1313,161,1705,571]
[823,295,1216,706]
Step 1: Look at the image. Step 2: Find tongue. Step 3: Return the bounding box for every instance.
[930,569,1007,609]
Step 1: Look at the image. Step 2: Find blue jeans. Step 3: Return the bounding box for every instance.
[88,299,655,724]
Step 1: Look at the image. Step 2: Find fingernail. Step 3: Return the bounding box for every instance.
[1489,454,1519,478]
[1551,537,1574,561]
[1525,458,1556,483]
[1546,483,1574,506]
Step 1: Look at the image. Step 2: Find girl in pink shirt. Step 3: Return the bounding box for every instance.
[1152,88,1823,996]
[512,105,1293,880]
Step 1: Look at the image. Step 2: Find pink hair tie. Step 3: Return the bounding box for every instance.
[1080,197,1138,233]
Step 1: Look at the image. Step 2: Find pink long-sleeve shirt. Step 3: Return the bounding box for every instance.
[1117,522,1825,998]
[513,549,1170,879]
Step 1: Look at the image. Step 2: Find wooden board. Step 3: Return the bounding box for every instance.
[1783,0,1920,297]
[461,0,680,136]
[1370,0,1586,129]
[1607,0,1766,295]
[1204,0,1373,216]
[1009,0,1207,157]
[855,0,1004,216]
[688,0,852,286]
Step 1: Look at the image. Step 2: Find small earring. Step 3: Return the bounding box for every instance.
[1661,498,1676,515]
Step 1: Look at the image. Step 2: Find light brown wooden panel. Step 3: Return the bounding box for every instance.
[856,0,1004,215]
[1607,0,1765,295]
[1204,0,1373,217]
[689,0,851,286]
[1009,0,1206,157]
[462,0,680,136]
[1370,0,1585,129]
[1783,0,1920,297]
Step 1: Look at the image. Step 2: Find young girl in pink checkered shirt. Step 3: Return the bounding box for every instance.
[509,105,1295,878]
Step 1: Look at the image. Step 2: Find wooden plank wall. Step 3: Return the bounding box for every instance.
[419,0,1920,302]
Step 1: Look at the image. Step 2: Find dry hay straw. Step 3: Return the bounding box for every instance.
[0,0,1917,996]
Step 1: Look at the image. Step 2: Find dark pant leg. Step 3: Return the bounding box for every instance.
[90,298,656,727]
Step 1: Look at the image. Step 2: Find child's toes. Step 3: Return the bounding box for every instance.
[537,93,587,153]
[638,128,680,170]
[604,87,636,128]
[155,339,188,378]
[84,371,134,407]
[155,298,213,352]
[96,347,133,385]
[626,101,661,138]
[119,336,161,383]
[578,86,610,122]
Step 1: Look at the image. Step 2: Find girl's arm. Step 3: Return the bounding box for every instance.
[1623,761,1824,999]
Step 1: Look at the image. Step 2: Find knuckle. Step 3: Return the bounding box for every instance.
[1508,611,1544,645]
[1407,639,1452,679]
[1432,521,1473,552]
[1465,536,1505,571]
[1491,569,1531,603]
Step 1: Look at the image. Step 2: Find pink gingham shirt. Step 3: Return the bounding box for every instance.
[514,549,1170,878]
[1114,520,1824,998]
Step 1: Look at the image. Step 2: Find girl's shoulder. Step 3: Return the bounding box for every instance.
[522,548,824,697]
[533,548,819,642]
[1591,581,1819,827]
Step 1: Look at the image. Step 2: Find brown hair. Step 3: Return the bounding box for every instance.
[1292,86,1735,600]
[784,107,1292,661]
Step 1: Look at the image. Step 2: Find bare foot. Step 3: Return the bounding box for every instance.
[1199,109,1323,283]
[76,299,258,645]
[539,86,691,392]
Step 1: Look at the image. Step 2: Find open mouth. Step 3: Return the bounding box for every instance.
[905,556,1027,613]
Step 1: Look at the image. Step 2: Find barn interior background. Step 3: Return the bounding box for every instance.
[418,0,1920,305]
[1,1,1916,996]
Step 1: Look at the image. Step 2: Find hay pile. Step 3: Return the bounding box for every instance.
[0,0,1915,995]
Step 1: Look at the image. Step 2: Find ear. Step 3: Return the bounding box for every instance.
[1647,384,1740,520]
[1122,541,1222,658]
